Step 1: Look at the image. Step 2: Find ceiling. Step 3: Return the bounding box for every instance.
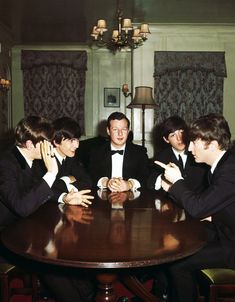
[1,0,235,45]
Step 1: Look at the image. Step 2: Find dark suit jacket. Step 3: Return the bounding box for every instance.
[169,151,235,267]
[88,142,150,188]
[169,152,235,269]
[76,135,109,170]
[0,146,54,226]
[148,147,209,192]
[51,156,92,200]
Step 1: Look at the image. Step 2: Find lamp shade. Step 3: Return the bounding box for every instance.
[127,86,157,109]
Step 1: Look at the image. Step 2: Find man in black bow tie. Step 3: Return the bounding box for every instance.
[88,112,150,192]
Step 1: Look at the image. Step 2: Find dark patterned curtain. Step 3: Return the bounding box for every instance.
[21,50,87,133]
[154,51,227,125]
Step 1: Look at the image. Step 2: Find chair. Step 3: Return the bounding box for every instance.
[199,268,235,302]
[0,263,39,302]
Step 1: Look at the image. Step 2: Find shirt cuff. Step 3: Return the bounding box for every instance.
[97,177,108,189]
[128,178,140,191]
[60,176,71,185]
[154,175,162,190]
[58,192,67,204]
[43,172,56,188]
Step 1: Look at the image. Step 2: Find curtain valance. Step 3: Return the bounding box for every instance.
[154,51,227,77]
[21,50,87,71]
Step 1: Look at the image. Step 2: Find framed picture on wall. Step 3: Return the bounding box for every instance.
[104,88,120,107]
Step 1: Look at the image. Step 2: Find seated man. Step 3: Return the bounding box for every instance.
[0,116,58,227]
[148,115,209,193]
[88,112,150,192]
[51,116,93,207]
[156,113,235,302]
[0,116,95,302]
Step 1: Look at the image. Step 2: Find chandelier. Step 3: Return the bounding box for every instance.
[90,5,150,53]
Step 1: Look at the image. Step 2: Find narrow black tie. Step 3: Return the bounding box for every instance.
[111,150,124,155]
[178,154,184,171]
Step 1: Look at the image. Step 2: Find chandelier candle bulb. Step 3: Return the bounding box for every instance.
[112,30,119,39]
[122,19,132,30]
[140,23,150,33]
[97,19,107,30]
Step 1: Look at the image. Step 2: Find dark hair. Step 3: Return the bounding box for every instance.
[189,114,231,150]
[52,117,81,144]
[107,112,130,129]
[161,115,188,139]
[15,116,53,147]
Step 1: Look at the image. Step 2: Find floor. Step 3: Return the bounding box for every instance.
[9,278,153,302]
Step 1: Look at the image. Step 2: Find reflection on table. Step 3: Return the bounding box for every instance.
[1,189,207,302]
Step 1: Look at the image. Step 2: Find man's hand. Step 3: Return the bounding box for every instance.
[107,177,130,192]
[64,206,94,224]
[155,160,182,184]
[161,178,172,192]
[40,140,58,175]
[108,192,129,204]
[63,189,94,207]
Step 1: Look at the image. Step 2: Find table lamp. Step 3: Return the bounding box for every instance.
[127,86,157,147]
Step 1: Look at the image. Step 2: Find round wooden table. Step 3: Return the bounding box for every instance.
[1,189,207,301]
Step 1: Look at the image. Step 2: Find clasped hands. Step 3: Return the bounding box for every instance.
[155,161,183,191]
[106,177,133,192]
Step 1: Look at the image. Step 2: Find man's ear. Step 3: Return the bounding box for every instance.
[209,140,219,151]
[163,136,169,144]
[25,140,34,150]
[106,127,110,136]
[53,140,59,148]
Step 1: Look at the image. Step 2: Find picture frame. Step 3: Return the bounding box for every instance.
[104,88,120,107]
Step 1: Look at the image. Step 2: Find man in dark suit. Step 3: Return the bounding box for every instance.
[0,116,95,302]
[148,115,209,193]
[51,117,93,207]
[156,114,235,302]
[88,112,150,192]
[0,116,58,227]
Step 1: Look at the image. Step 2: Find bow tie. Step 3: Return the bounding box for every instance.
[111,150,124,155]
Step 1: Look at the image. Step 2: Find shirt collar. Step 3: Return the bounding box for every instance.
[54,149,66,164]
[211,150,226,174]
[171,147,187,159]
[110,143,126,151]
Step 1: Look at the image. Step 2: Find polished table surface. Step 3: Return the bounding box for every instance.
[1,189,207,301]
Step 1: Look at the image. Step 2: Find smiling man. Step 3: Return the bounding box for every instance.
[156,113,235,302]
[51,117,93,207]
[88,112,150,192]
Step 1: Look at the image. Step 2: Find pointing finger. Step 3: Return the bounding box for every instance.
[154,160,168,169]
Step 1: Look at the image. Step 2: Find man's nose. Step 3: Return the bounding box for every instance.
[176,132,182,141]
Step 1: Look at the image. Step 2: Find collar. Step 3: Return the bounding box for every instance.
[16,146,33,168]
[110,143,126,151]
[211,150,226,174]
[171,147,187,160]
[54,149,66,164]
